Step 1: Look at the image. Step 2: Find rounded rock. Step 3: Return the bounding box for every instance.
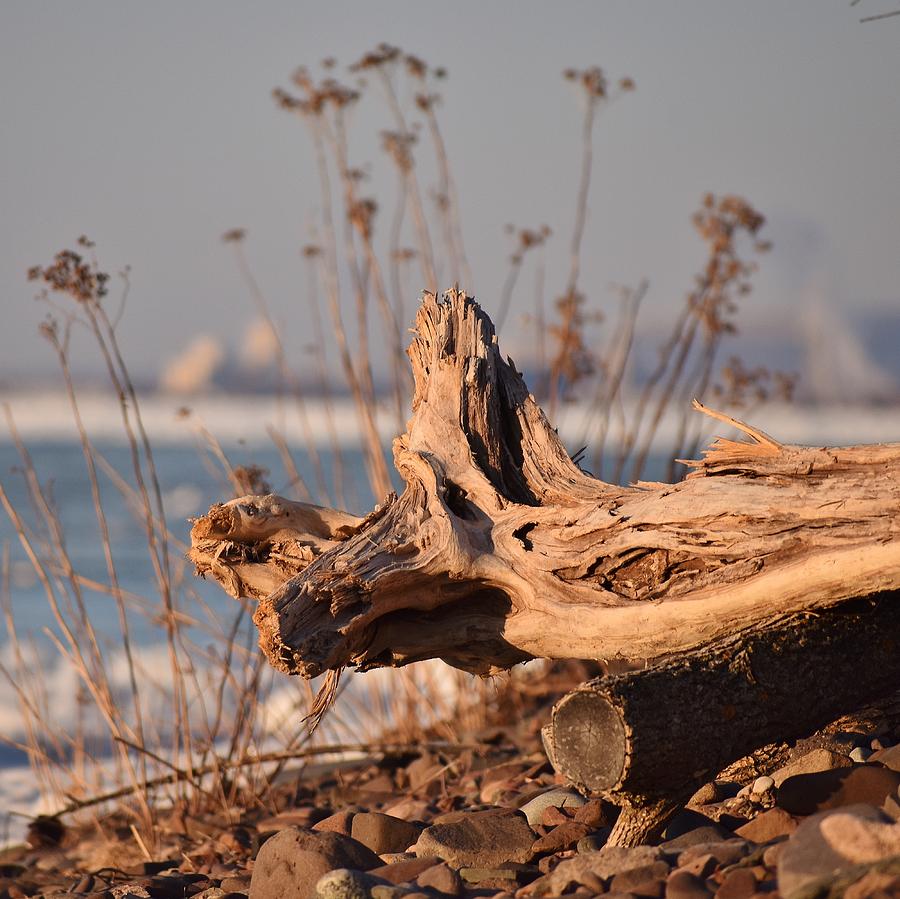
[518,789,587,827]
[752,776,774,795]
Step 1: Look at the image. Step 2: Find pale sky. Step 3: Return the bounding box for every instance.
[1,1,898,382]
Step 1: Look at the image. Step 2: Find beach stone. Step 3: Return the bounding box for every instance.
[405,755,442,796]
[818,810,900,862]
[412,809,535,868]
[676,841,751,870]
[751,776,774,795]
[871,745,900,773]
[459,865,537,886]
[849,747,872,763]
[315,868,390,899]
[416,862,462,896]
[776,804,894,899]
[665,869,712,899]
[771,748,852,787]
[527,845,665,896]
[713,867,758,899]
[370,886,408,899]
[844,869,900,899]
[734,808,799,843]
[664,811,731,844]
[351,814,423,855]
[368,857,440,884]
[382,799,433,823]
[314,811,357,837]
[519,789,586,827]
[540,805,573,827]
[531,821,592,855]
[610,862,671,893]
[577,828,612,853]
[777,765,900,816]
[573,799,609,828]
[220,875,251,893]
[249,827,381,899]
[661,825,734,851]
[675,854,719,880]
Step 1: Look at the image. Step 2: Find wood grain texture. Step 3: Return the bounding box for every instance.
[190,289,900,682]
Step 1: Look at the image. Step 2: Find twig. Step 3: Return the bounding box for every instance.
[46,740,512,818]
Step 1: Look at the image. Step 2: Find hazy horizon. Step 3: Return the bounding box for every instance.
[2,1,899,386]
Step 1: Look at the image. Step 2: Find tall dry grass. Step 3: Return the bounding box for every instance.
[1,44,793,844]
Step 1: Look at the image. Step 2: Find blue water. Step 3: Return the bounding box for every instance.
[0,441,378,639]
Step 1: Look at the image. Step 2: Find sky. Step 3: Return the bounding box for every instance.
[1,0,898,385]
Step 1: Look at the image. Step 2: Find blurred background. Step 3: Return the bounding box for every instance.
[1,0,898,405]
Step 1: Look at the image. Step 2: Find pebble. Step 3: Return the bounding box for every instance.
[849,747,871,763]
[518,789,586,827]
[609,861,671,893]
[416,862,462,896]
[313,811,357,837]
[870,744,900,772]
[751,776,774,794]
[771,748,852,787]
[576,829,611,853]
[734,807,799,843]
[714,867,759,899]
[661,825,734,851]
[315,868,390,899]
[531,821,592,854]
[249,827,381,899]
[412,809,536,868]
[368,856,441,884]
[676,840,751,870]
[665,869,713,899]
[776,803,893,899]
[527,845,666,896]
[777,765,900,816]
[350,813,423,856]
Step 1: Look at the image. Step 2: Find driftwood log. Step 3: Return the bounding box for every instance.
[191,289,900,842]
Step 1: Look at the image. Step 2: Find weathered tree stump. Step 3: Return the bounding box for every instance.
[190,289,900,843]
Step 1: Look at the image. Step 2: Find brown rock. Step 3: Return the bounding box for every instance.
[526,846,665,896]
[776,804,893,899]
[844,870,900,899]
[368,857,441,884]
[405,755,443,797]
[870,745,900,773]
[573,800,609,828]
[610,863,670,894]
[713,867,758,899]
[350,813,423,856]
[382,798,434,823]
[313,811,356,837]
[677,841,751,870]
[541,806,574,827]
[360,773,396,795]
[676,855,719,880]
[666,869,713,899]
[248,827,381,899]
[771,748,852,788]
[734,808,799,843]
[531,822,592,855]
[778,765,900,816]
[413,809,535,869]
[417,862,462,896]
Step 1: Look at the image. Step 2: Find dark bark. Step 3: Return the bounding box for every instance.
[545,592,900,844]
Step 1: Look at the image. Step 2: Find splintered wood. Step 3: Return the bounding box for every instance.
[190,289,900,682]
